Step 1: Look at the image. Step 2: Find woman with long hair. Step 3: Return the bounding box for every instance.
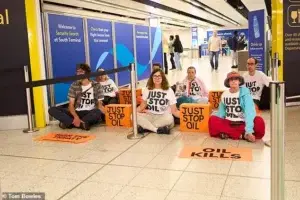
[172,35,183,70]
[137,69,180,134]
[96,68,119,105]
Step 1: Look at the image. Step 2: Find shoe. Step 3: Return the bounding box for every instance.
[220,133,229,140]
[80,122,90,131]
[157,126,170,134]
[137,125,145,134]
[59,122,72,129]
[59,122,68,129]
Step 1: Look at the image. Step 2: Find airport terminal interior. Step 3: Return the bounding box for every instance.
[1,0,300,200]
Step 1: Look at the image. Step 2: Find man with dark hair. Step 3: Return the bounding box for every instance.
[243,57,271,106]
[48,64,105,130]
[231,30,239,68]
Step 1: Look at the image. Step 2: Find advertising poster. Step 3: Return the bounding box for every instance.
[0,0,30,115]
[87,19,115,80]
[248,9,265,72]
[48,14,86,104]
[192,27,198,48]
[151,27,163,66]
[283,0,300,101]
[135,25,151,81]
[115,22,134,86]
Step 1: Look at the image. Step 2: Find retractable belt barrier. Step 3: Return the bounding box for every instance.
[0,64,143,141]
[0,66,131,89]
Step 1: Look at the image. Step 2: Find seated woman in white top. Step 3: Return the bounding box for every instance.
[137,69,180,134]
[96,68,119,105]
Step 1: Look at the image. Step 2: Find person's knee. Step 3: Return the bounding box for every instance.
[48,107,57,116]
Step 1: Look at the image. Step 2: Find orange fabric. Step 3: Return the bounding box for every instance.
[35,133,96,144]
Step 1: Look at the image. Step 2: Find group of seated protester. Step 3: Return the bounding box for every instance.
[48,64,119,130]
[48,57,271,143]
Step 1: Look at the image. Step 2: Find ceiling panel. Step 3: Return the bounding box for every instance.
[199,0,248,27]
[242,0,266,12]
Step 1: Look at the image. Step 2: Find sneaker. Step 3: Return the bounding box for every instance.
[157,126,170,134]
[220,132,229,140]
[80,122,90,131]
[137,125,145,134]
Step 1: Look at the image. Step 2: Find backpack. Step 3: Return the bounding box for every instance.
[178,42,183,53]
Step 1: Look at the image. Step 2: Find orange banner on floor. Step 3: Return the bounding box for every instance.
[35,133,96,144]
[179,146,252,161]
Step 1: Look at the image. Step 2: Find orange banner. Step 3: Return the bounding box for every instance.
[179,146,252,161]
[35,133,96,144]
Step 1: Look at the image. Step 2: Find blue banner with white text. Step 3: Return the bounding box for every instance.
[48,14,86,104]
[87,19,114,80]
[135,25,151,80]
[115,23,134,86]
[151,27,163,66]
[248,9,265,72]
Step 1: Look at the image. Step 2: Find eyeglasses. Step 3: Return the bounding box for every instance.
[247,63,255,66]
[153,75,162,79]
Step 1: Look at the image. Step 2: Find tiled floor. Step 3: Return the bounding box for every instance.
[0,56,300,200]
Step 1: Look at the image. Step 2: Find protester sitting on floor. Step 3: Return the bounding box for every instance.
[48,64,105,130]
[208,71,265,143]
[136,69,180,134]
[175,66,209,108]
[243,57,271,109]
[152,63,162,71]
[96,68,119,105]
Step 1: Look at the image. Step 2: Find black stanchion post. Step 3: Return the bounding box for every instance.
[23,65,39,133]
[127,63,144,140]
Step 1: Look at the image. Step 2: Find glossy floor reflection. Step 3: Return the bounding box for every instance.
[0,56,299,200]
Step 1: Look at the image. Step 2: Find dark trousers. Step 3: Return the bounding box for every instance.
[253,99,260,107]
[103,96,119,106]
[170,53,176,69]
[210,51,219,69]
[48,107,102,127]
[164,52,168,74]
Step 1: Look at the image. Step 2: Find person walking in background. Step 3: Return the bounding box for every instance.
[168,35,176,70]
[136,69,180,134]
[208,30,222,71]
[231,31,239,69]
[173,35,183,70]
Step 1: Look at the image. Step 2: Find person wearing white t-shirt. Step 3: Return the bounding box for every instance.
[48,64,105,130]
[208,71,265,143]
[137,69,180,134]
[96,68,119,105]
[243,58,271,106]
[208,30,222,70]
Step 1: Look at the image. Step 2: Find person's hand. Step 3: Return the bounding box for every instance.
[73,117,81,127]
[245,134,256,143]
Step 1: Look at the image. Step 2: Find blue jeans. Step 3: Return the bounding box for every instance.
[210,51,219,69]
